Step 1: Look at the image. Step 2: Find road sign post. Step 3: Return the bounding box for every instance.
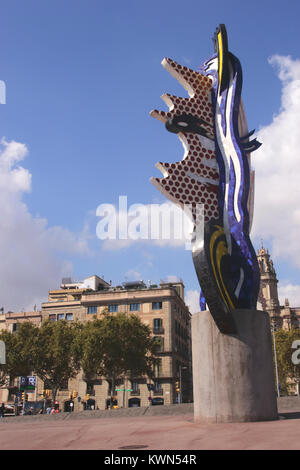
[20,376,36,414]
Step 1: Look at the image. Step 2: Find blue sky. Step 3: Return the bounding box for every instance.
[1,0,300,312]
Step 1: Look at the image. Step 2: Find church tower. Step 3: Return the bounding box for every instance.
[257,246,281,323]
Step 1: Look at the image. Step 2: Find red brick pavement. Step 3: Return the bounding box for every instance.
[0,412,299,450]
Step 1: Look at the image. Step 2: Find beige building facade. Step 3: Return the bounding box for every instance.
[0,276,192,410]
[41,277,192,410]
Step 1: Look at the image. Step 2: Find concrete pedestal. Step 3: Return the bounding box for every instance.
[192,309,278,423]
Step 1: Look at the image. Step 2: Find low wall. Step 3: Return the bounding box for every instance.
[277,396,300,411]
[0,398,298,424]
[0,403,193,423]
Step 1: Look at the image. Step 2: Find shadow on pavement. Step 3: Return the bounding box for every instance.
[278,412,300,420]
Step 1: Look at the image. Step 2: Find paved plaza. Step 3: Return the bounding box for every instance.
[0,404,300,450]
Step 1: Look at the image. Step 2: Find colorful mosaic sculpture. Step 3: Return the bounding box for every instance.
[150,24,261,334]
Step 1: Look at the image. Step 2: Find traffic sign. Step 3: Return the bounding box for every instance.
[115,388,133,392]
[20,376,36,390]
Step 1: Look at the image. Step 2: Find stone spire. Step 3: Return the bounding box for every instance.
[257,245,280,319]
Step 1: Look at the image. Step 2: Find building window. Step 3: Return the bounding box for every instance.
[108,305,118,312]
[130,381,139,394]
[49,314,56,322]
[154,358,162,378]
[152,302,162,310]
[153,336,164,353]
[130,303,140,312]
[86,382,95,396]
[88,306,98,314]
[66,313,73,321]
[153,381,160,392]
[153,318,163,333]
[132,381,139,392]
[57,314,64,321]
[153,380,163,394]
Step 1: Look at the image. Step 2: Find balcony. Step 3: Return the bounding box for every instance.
[153,345,164,354]
[153,388,163,396]
[153,327,164,334]
[130,389,140,396]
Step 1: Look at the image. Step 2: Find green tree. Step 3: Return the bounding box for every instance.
[0,322,38,388]
[272,328,300,395]
[81,313,157,407]
[80,317,104,382]
[32,319,82,405]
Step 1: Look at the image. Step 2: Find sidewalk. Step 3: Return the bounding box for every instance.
[0,406,300,450]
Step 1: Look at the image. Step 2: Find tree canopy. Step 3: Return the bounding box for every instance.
[272,328,300,395]
[0,322,38,387]
[32,319,83,404]
[0,313,158,405]
[80,313,158,391]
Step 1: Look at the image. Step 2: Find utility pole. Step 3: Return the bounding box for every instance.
[122,378,126,408]
[18,377,21,416]
[179,365,187,404]
[179,367,182,404]
[272,318,280,398]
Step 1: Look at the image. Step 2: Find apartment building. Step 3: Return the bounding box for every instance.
[0,310,42,332]
[40,275,193,409]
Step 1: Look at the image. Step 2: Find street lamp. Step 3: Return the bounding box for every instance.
[271,318,280,398]
[179,365,187,404]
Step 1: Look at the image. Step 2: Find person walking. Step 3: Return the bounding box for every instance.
[0,403,5,418]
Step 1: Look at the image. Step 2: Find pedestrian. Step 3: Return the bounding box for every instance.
[0,403,5,418]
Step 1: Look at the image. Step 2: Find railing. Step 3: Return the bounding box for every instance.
[153,345,164,353]
[153,388,163,395]
[153,327,164,334]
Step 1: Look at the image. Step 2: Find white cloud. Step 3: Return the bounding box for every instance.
[125,269,142,281]
[252,55,300,270]
[278,282,300,308]
[0,138,91,312]
[185,289,200,314]
[166,275,180,283]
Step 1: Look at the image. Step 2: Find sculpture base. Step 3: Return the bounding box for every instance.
[192,309,278,423]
